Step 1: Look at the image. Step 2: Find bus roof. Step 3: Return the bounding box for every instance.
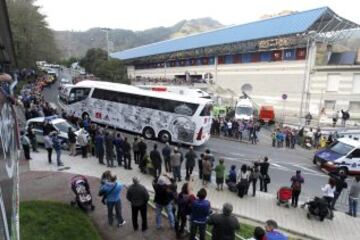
[75,80,212,105]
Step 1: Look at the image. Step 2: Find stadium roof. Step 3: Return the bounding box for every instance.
[112,7,359,61]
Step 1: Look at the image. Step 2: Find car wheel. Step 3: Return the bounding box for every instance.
[158,131,171,143]
[143,127,155,139]
[338,167,348,176]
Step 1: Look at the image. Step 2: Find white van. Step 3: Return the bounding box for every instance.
[314,138,360,175]
[234,98,254,121]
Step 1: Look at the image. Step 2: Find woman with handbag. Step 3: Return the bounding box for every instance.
[237,164,250,198]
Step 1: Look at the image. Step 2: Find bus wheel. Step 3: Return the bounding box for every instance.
[143,127,155,139]
[158,131,171,143]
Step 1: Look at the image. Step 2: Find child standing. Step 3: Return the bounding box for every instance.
[215,159,225,191]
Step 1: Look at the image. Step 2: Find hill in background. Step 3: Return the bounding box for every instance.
[55,17,223,59]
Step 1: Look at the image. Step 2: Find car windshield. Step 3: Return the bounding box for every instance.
[54,121,77,133]
[329,141,354,156]
[235,107,253,116]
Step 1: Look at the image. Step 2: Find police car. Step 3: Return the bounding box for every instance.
[313,138,360,175]
[25,116,89,149]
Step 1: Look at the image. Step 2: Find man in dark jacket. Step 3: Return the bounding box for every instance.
[113,133,124,167]
[259,156,270,192]
[105,131,114,168]
[95,131,105,165]
[190,188,211,240]
[68,127,77,156]
[207,203,240,240]
[123,137,132,170]
[138,137,147,172]
[150,144,162,179]
[43,120,52,136]
[126,177,149,231]
[185,146,197,181]
[27,123,38,152]
[162,142,172,172]
[330,171,347,210]
[153,176,175,229]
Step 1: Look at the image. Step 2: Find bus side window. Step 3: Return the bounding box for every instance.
[69,88,90,103]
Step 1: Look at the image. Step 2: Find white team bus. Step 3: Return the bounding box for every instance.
[59,80,213,146]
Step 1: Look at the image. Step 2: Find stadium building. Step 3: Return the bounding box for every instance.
[112,7,360,120]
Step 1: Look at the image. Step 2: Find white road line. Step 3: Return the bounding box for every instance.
[271,163,290,171]
[293,164,319,174]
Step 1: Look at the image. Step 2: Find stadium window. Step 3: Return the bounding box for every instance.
[190,58,196,66]
[296,48,306,60]
[170,61,176,67]
[284,49,296,61]
[260,52,271,62]
[201,57,209,65]
[251,53,260,63]
[208,57,215,65]
[233,54,242,64]
[272,50,283,61]
[196,58,202,65]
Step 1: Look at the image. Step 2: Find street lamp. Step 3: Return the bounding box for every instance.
[101,28,111,60]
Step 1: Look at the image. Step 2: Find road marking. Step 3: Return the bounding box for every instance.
[294,164,320,174]
[271,163,290,171]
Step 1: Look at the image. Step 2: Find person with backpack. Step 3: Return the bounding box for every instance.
[153,176,175,229]
[95,130,105,165]
[113,132,124,167]
[123,137,132,170]
[250,163,260,197]
[67,127,77,156]
[51,131,64,167]
[150,144,162,179]
[185,146,197,181]
[290,170,304,207]
[259,157,270,192]
[190,188,211,240]
[175,182,196,238]
[20,130,31,160]
[77,128,88,158]
[162,142,172,173]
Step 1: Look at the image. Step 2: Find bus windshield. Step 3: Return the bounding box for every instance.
[235,106,253,116]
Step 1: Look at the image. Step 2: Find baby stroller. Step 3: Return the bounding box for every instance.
[276,187,292,208]
[301,197,333,221]
[70,175,95,211]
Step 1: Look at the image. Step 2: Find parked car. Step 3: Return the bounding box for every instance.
[25,116,89,149]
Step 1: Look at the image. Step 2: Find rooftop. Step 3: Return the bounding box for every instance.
[111,7,359,61]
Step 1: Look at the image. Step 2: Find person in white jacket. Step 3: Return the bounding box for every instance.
[322,178,336,208]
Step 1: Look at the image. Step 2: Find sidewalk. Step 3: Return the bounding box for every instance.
[28,150,360,240]
[20,168,176,240]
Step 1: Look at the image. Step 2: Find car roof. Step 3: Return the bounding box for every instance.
[338,137,360,147]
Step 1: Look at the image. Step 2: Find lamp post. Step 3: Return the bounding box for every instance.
[101,28,111,60]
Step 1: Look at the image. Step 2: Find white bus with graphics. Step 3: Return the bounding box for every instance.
[59,80,213,146]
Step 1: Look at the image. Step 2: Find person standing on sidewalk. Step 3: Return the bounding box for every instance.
[67,127,77,156]
[105,131,114,168]
[99,175,126,227]
[44,134,53,164]
[150,144,162,179]
[20,131,31,160]
[27,123,39,152]
[138,137,147,170]
[51,132,64,167]
[77,128,88,158]
[95,130,105,165]
[185,146,197,181]
[123,137,132,170]
[207,203,240,240]
[175,182,196,238]
[202,156,212,187]
[259,157,270,192]
[198,153,204,180]
[190,188,211,240]
[321,178,336,209]
[170,147,182,182]
[250,163,260,197]
[347,176,360,217]
[132,137,140,165]
[329,171,347,210]
[290,170,304,207]
[153,176,175,229]
[215,159,225,191]
[265,220,288,240]
[126,177,149,231]
[113,133,124,167]
[162,142,172,173]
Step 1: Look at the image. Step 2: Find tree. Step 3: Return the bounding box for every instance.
[7,0,59,68]
[80,48,129,84]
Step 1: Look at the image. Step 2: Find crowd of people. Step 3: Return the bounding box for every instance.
[211,118,261,144]
[99,170,289,240]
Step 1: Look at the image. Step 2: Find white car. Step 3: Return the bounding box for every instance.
[25,116,89,149]
[60,78,71,85]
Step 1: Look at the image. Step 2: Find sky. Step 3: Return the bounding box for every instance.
[35,0,360,31]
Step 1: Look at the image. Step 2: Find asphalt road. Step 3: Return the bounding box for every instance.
[43,69,350,209]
